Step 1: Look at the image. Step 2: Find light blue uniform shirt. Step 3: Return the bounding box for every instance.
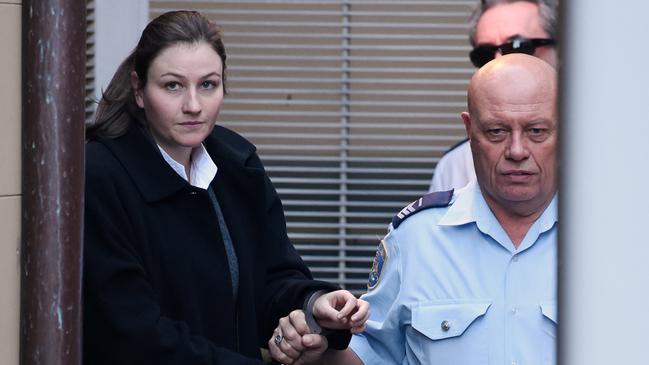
[350,182,558,365]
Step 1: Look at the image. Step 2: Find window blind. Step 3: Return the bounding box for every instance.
[150,0,475,295]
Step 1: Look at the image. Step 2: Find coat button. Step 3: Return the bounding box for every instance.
[441,320,451,331]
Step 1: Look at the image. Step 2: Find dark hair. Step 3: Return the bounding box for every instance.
[468,0,558,48]
[86,10,227,139]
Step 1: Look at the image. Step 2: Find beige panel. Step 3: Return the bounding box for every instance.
[0,4,21,197]
[0,196,21,365]
[0,1,21,4]
[0,3,21,365]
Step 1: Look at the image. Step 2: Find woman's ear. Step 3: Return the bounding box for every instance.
[131,71,145,108]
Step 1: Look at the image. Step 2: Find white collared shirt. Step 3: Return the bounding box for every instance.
[157,144,217,189]
[429,140,476,192]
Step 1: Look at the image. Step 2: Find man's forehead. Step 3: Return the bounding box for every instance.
[475,2,547,43]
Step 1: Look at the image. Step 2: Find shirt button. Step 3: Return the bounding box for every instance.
[512,361,518,365]
[189,191,198,195]
[440,320,451,331]
[511,307,518,314]
[513,255,519,262]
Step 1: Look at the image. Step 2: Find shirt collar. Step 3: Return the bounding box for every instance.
[439,181,558,253]
[438,181,481,227]
[157,143,218,189]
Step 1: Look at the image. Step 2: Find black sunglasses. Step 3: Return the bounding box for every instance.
[469,36,556,68]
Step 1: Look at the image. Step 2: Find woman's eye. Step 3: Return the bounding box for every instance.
[165,81,181,91]
[201,80,217,89]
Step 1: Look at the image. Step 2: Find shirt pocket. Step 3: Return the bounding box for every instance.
[540,301,557,337]
[539,301,558,365]
[407,301,491,365]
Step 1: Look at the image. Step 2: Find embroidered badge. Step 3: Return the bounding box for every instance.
[368,240,389,290]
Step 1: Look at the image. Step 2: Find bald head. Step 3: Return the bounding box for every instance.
[468,54,557,116]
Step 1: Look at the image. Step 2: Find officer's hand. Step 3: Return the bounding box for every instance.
[312,290,369,334]
[268,310,328,365]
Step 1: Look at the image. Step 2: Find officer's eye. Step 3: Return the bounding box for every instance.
[528,127,549,142]
[486,128,508,140]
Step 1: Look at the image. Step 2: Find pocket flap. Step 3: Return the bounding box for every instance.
[412,301,491,340]
[540,302,557,323]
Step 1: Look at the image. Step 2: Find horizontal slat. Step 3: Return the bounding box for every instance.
[154,0,474,5]
[266,166,438,174]
[228,65,473,75]
[227,76,468,85]
[221,121,466,130]
[227,88,466,97]
[155,8,470,17]
[273,177,430,185]
[294,244,378,251]
[187,19,470,30]
[300,255,379,263]
[225,98,466,108]
[277,188,425,196]
[227,43,469,51]
[229,54,468,62]
[226,31,467,41]
[243,132,462,141]
[286,211,391,218]
[257,145,448,152]
[287,222,387,229]
[263,155,438,162]
[306,266,372,274]
[222,110,460,118]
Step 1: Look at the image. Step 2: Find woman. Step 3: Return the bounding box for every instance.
[84,11,367,364]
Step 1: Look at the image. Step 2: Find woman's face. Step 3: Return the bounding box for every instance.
[132,41,224,163]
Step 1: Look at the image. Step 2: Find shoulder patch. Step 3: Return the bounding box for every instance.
[368,240,389,290]
[392,189,454,229]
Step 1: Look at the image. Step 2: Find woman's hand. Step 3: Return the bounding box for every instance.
[268,310,328,365]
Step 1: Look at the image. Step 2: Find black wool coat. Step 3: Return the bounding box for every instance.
[83,125,349,364]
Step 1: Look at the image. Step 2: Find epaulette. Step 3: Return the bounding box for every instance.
[391,189,454,229]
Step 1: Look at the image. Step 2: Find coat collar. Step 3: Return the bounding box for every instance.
[98,125,257,203]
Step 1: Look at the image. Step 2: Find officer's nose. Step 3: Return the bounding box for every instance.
[505,133,529,161]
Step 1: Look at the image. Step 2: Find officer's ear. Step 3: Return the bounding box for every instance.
[461,111,471,139]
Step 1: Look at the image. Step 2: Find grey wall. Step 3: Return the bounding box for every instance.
[560,1,649,364]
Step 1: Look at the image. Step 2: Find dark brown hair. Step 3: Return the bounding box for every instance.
[86,10,227,139]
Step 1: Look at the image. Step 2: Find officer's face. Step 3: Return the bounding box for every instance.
[463,58,557,216]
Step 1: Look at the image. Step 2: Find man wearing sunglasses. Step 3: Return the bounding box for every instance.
[429,0,558,193]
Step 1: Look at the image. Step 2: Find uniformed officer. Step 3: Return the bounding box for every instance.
[270,53,559,365]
